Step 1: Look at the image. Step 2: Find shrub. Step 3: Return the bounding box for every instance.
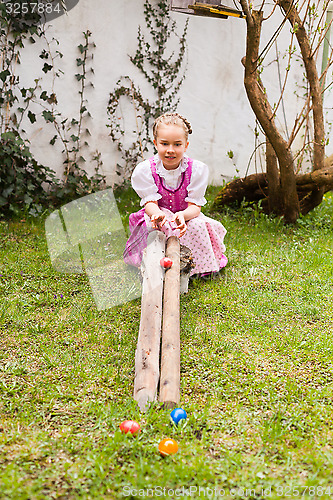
[0,130,57,217]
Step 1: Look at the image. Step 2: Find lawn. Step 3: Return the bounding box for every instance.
[0,187,333,499]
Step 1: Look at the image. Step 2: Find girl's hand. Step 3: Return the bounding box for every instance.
[150,213,167,230]
[171,212,187,237]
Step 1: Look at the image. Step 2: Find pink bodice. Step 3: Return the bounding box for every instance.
[149,157,193,213]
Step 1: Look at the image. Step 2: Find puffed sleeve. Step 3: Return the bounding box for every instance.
[131,160,162,207]
[185,160,209,206]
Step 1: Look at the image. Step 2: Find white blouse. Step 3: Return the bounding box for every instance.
[131,154,209,207]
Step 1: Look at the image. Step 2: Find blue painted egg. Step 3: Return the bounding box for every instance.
[170,407,187,424]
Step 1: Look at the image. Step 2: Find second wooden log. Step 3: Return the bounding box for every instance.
[159,236,181,408]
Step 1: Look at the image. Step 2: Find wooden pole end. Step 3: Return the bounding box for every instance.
[161,401,178,410]
[135,392,156,412]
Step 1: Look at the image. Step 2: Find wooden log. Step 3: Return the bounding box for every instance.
[159,236,181,409]
[133,231,166,411]
[325,153,333,169]
[213,164,333,212]
[296,165,333,190]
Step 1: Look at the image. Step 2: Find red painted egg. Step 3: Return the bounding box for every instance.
[119,420,141,435]
[158,438,178,456]
[160,257,173,269]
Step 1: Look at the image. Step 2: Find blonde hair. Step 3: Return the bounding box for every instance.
[153,112,192,141]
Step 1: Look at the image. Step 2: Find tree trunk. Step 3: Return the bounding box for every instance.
[266,138,283,215]
[241,9,300,223]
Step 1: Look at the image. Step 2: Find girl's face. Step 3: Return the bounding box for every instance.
[154,124,189,170]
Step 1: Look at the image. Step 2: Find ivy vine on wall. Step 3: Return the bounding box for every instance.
[0,3,105,217]
[0,2,56,217]
[38,29,106,204]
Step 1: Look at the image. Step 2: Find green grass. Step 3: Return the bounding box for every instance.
[1,189,333,499]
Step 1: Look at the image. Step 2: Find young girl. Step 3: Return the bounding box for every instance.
[124,112,227,278]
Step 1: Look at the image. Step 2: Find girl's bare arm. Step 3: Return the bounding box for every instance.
[145,201,166,229]
[172,202,201,237]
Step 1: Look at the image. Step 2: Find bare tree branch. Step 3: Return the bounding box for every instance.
[278,0,325,171]
[238,0,253,26]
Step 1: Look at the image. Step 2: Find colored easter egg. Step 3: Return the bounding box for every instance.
[170,407,187,425]
[158,438,178,456]
[119,420,141,435]
[160,257,173,269]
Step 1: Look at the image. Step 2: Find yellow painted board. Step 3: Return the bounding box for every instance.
[189,3,244,18]
[209,7,243,17]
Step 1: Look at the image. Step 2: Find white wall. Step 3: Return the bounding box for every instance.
[17,0,333,186]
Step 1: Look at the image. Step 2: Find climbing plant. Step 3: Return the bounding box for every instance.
[0,2,57,217]
[107,0,188,181]
[38,30,106,204]
[0,2,105,217]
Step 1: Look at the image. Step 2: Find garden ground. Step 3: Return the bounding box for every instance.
[0,187,333,499]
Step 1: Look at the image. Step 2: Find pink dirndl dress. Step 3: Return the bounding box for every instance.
[124,157,227,276]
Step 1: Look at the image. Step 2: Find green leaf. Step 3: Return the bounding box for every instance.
[39,49,49,60]
[28,111,36,124]
[0,70,10,82]
[24,194,33,205]
[42,110,55,123]
[42,63,53,74]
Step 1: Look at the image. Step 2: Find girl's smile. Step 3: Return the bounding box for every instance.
[153,124,189,170]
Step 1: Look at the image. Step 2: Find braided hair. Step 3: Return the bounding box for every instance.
[153,112,192,141]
